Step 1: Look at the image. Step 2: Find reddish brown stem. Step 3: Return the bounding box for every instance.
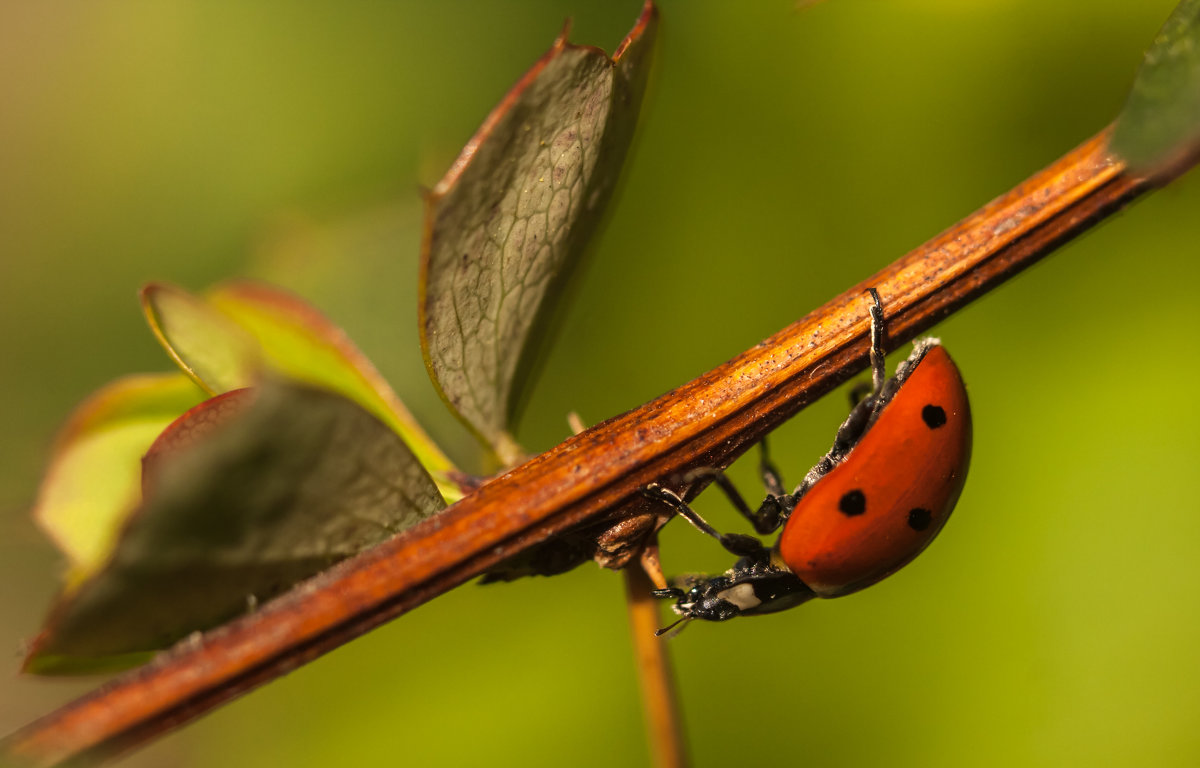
[624,557,688,768]
[2,129,1164,766]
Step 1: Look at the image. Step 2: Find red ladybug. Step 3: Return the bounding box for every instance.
[645,289,971,631]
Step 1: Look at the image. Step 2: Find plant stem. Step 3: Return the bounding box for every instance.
[624,557,688,768]
[1,128,1168,766]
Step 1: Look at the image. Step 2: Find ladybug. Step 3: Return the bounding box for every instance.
[644,289,971,632]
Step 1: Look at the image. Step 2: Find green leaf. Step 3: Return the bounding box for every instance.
[141,282,260,394]
[144,279,461,501]
[1111,0,1200,174]
[32,373,205,589]
[419,1,658,462]
[25,379,446,674]
[207,281,462,501]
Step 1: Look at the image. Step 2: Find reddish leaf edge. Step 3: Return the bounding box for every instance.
[29,373,203,573]
[2,128,1175,767]
[424,0,656,203]
[23,391,258,675]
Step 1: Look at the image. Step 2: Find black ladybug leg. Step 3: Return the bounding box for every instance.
[680,466,786,535]
[867,287,887,400]
[847,381,873,408]
[681,468,754,518]
[642,484,767,557]
[758,438,786,498]
[650,587,685,599]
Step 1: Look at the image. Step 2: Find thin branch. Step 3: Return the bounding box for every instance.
[624,552,688,768]
[2,128,1167,766]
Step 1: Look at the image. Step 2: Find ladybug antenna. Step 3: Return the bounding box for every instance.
[867,288,887,398]
[655,616,691,638]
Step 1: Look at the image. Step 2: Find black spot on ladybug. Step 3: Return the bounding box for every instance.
[908,508,932,531]
[922,404,947,429]
[839,490,866,517]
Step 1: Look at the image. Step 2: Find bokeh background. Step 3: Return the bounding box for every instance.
[2,1,1198,766]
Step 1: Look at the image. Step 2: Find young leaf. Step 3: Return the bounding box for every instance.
[1111,0,1200,174]
[141,283,260,394]
[420,1,658,462]
[32,374,206,589]
[207,281,461,500]
[25,379,446,674]
[144,280,461,500]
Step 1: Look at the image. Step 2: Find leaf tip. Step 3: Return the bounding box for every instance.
[613,0,658,62]
[139,282,221,395]
[553,18,573,51]
[138,281,171,338]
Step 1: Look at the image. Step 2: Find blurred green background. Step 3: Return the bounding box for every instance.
[2,1,1198,766]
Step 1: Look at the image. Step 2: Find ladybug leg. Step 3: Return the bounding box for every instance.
[758,437,786,497]
[792,394,876,498]
[681,466,787,535]
[867,287,887,400]
[792,288,893,500]
[680,468,754,517]
[847,380,873,408]
[642,484,767,557]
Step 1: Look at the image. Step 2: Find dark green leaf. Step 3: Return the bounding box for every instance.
[26,379,446,673]
[208,281,463,501]
[1112,0,1200,174]
[419,1,658,462]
